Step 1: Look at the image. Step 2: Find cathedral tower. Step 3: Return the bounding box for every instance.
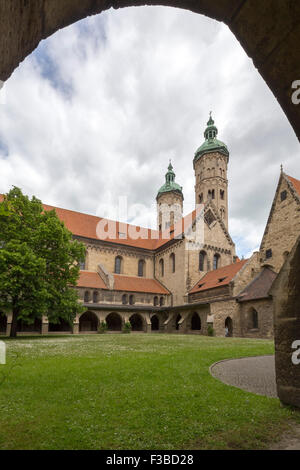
[156,162,183,231]
[193,114,229,229]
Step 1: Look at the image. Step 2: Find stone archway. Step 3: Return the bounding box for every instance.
[48,317,72,333]
[79,311,99,333]
[106,312,122,332]
[129,313,144,332]
[225,317,233,337]
[175,314,182,331]
[191,312,201,331]
[0,2,299,142]
[17,317,42,334]
[0,313,7,335]
[151,315,159,331]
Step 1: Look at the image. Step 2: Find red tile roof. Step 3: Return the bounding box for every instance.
[286,174,300,198]
[77,271,108,289]
[113,274,170,294]
[77,271,169,294]
[0,194,200,251]
[189,259,248,294]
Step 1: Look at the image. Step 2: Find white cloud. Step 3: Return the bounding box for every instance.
[0,6,299,259]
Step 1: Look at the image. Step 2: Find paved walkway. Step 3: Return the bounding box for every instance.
[210,355,277,398]
[210,356,300,450]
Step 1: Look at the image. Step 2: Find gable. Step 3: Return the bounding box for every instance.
[259,172,300,272]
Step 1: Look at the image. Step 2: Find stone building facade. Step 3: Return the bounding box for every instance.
[1,116,300,338]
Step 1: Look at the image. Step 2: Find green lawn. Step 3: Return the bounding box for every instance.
[0,334,299,450]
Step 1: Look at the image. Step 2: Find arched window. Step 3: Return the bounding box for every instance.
[122,294,128,305]
[208,190,212,199]
[84,291,90,303]
[138,259,145,277]
[199,251,207,272]
[93,291,99,303]
[199,193,203,204]
[220,190,225,200]
[154,296,159,307]
[159,259,164,277]
[170,253,175,273]
[115,256,122,274]
[160,297,165,307]
[251,309,259,329]
[79,254,86,270]
[211,189,215,199]
[170,211,175,227]
[129,295,135,305]
[213,254,220,270]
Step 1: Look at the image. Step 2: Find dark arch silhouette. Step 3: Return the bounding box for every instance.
[151,315,159,331]
[17,317,42,334]
[191,312,201,331]
[106,312,122,331]
[225,317,233,337]
[49,317,72,333]
[175,314,181,331]
[0,313,7,334]
[79,311,99,332]
[129,314,144,332]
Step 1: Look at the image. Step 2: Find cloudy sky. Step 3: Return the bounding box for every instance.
[0,6,299,258]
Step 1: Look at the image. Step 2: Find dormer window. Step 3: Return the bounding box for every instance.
[218,277,226,283]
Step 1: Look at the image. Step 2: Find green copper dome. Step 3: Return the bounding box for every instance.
[194,113,229,165]
[157,162,183,200]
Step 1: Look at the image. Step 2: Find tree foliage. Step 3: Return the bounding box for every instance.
[0,187,85,337]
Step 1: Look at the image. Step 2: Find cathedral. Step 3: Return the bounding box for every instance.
[1,115,300,338]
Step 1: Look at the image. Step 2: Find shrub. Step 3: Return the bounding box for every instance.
[122,322,132,334]
[98,321,108,334]
[207,325,215,337]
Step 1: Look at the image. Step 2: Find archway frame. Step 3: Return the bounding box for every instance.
[0,2,299,142]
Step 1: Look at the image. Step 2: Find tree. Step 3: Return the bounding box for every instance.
[0,187,85,337]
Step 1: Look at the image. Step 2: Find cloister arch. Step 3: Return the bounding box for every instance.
[151,315,159,331]
[191,312,201,331]
[0,313,7,334]
[48,317,72,333]
[129,313,144,332]
[79,311,99,332]
[17,317,42,334]
[175,314,182,331]
[106,312,122,331]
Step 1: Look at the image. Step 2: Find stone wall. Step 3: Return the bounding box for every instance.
[239,298,274,339]
[154,239,186,306]
[211,300,241,337]
[270,236,300,407]
[260,174,300,273]
[77,286,170,307]
[83,241,154,278]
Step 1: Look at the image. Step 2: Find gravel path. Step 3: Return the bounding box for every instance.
[210,355,277,398]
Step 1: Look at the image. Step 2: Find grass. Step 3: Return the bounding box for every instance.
[0,334,299,450]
